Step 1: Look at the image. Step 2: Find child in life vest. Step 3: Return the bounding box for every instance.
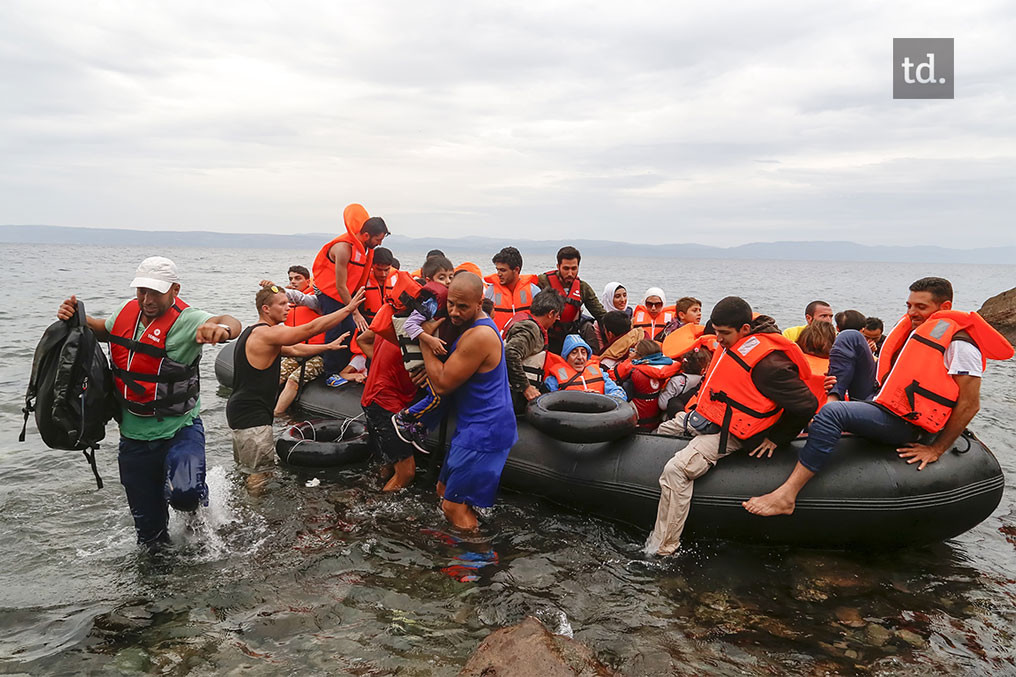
[659,296,703,341]
[658,343,711,421]
[391,256,456,449]
[614,340,682,430]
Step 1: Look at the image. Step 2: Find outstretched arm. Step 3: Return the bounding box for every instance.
[195,314,242,344]
[281,332,349,357]
[260,288,365,347]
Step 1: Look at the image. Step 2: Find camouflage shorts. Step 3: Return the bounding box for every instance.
[280,356,324,384]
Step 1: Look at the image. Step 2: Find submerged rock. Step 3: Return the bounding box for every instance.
[459,616,614,676]
[978,287,1016,344]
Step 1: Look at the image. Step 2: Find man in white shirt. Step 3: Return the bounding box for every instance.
[744,277,991,517]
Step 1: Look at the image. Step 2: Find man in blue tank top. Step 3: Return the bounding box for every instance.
[419,272,518,530]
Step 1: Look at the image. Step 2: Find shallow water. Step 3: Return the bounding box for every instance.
[1,242,1015,675]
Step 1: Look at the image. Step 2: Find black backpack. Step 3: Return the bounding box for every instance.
[20,301,117,488]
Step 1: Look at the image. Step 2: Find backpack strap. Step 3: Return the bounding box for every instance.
[82,446,103,489]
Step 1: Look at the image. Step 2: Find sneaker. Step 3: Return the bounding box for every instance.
[392,412,427,450]
[408,421,429,453]
[325,374,348,388]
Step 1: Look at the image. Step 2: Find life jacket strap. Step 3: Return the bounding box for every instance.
[708,390,781,419]
[902,379,958,415]
[910,334,947,354]
[107,334,168,359]
[116,385,198,414]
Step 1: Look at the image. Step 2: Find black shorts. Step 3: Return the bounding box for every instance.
[362,403,414,464]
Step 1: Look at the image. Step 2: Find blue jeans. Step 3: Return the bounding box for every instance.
[317,292,357,375]
[828,329,877,401]
[799,401,920,473]
[118,418,208,545]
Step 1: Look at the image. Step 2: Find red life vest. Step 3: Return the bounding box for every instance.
[662,323,705,358]
[801,353,829,412]
[632,304,676,340]
[874,310,1013,433]
[489,274,539,331]
[312,204,374,300]
[624,360,682,429]
[284,280,325,345]
[695,332,812,441]
[108,298,202,418]
[544,353,605,394]
[543,271,584,324]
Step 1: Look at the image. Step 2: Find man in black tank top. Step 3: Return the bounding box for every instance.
[227,285,364,488]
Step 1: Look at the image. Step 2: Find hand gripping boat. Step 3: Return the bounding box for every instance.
[216,343,1004,548]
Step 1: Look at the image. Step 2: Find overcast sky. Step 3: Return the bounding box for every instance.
[1,1,1014,246]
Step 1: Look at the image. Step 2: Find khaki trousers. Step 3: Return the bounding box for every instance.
[647,414,742,555]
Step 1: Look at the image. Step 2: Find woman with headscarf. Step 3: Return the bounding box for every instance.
[600,281,632,318]
[584,281,635,355]
[631,287,676,341]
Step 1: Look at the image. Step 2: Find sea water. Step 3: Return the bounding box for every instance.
[1,242,1015,675]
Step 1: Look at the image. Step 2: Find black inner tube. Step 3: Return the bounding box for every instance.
[543,396,617,414]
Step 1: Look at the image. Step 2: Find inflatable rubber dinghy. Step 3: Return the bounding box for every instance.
[216,343,1004,548]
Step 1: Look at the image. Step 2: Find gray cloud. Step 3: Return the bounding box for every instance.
[1,1,1014,246]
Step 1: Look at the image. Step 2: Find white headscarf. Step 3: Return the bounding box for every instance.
[601,281,627,311]
[643,287,667,307]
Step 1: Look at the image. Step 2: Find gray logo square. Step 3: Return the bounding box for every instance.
[893,38,954,99]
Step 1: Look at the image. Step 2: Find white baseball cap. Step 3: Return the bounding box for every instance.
[130,256,180,293]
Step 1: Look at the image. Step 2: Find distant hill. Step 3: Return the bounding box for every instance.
[2,224,1014,264]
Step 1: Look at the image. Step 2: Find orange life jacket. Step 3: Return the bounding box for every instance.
[632,304,677,340]
[284,280,325,345]
[620,359,682,429]
[543,271,584,324]
[455,261,483,278]
[544,353,605,394]
[108,298,201,418]
[680,335,721,411]
[662,323,705,358]
[874,310,1013,433]
[801,353,829,412]
[367,273,427,339]
[312,204,374,300]
[363,269,398,321]
[488,274,539,331]
[695,332,812,441]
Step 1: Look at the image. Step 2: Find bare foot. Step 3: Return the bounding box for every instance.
[382,475,412,492]
[743,490,796,516]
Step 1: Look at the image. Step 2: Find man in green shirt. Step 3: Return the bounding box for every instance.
[58,256,241,548]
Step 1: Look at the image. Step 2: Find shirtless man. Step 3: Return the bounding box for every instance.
[226,285,364,483]
[419,273,518,530]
